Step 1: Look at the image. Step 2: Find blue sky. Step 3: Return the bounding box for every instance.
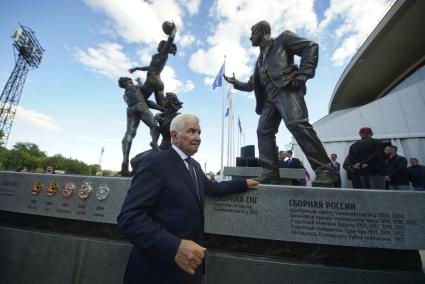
[0,0,395,172]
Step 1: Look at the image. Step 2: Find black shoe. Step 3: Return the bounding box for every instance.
[312,165,338,187]
[253,176,281,185]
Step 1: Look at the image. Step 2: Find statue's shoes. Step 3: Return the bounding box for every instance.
[312,165,339,188]
[252,176,281,185]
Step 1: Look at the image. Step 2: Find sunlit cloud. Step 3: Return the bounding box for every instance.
[12,105,61,130]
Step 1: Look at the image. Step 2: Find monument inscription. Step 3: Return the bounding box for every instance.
[205,185,425,250]
[287,198,416,244]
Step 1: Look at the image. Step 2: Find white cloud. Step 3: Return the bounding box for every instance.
[319,0,395,66]
[178,33,196,48]
[161,66,194,93]
[182,80,195,92]
[178,0,201,15]
[78,136,98,142]
[13,105,61,130]
[84,0,194,45]
[189,0,317,81]
[189,42,253,83]
[137,45,156,65]
[74,42,134,78]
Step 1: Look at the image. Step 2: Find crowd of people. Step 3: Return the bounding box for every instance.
[16,165,56,174]
[281,127,425,190]
[343,127,424,190]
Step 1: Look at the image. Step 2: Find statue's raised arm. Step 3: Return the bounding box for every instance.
[128,21,178,108]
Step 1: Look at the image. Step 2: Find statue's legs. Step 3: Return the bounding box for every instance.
[256,101,281,183]
[273,88,337,186]
[145,75,165,107]
[275,89,330,171]
[153,89,165,108]
[140,110,160,151]
[121,116,140,176]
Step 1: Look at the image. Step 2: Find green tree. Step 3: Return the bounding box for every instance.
[0,141,113,175]
[2,142,47,171]
[0,145,7,168]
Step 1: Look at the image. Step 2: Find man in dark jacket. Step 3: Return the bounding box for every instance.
[224,20,337,187]
[384,145,410,190]
[117,114,258,284]
[345,127,385,189]
[407,158,425,191]
[330,153,341,187]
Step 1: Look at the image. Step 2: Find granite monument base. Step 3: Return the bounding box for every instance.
[1,171,425,283]
[0,226,131,284]
[223,166,305,185]
[206,251,425,284]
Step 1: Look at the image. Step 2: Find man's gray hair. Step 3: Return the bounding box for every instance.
[170,114,200,134]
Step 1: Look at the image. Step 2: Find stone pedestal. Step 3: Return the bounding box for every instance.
[223,166,305,185]
[1,171,425,283]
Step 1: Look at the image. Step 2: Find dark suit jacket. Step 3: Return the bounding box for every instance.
[284,157,302,169]
[347,137,385,175]
[117,147,248,284]
[232,30,318,114]
[331,161,340,173]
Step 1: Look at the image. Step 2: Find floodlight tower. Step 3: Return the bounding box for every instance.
[0,24,44,146]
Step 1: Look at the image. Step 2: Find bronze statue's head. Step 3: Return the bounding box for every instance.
[250,20,271,46]
[158,40,177,55]
[164,92,183,112]
[118,77,133,89]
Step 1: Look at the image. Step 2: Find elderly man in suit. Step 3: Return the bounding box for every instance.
[224,20,337,186]
[117,114,258,284]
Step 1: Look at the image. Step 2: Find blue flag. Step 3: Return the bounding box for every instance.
[212,62,225,89]
[225,107,229,117]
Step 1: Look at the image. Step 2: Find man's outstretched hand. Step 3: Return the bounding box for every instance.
[223,73,237,85]
[175,239,206,275]
[246,179,259,189]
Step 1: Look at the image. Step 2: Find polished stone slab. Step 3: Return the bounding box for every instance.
[3,171,425,250]
[223,166,305,179]
[0,226,132,284]
[0,171,130,224]
[205,251,425,284]
[205,184,425,250]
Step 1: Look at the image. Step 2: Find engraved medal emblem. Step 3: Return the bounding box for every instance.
[78,182,92,200]
[31,180,43,195]
[62,182,75,199]
[96,184,110,201]
[46,180,58,196]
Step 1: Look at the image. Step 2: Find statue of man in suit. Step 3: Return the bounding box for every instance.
[224,20,337,186]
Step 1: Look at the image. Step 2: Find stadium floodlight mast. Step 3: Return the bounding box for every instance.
[0,23,44,146]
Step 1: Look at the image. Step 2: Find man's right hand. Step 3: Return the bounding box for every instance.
[174,239,206,275]
[223,73,237,85]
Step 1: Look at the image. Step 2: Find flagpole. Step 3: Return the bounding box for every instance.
[231,105,234,166]
[227,87,231,166]
[220,56,226,175]
[237,116,240,157]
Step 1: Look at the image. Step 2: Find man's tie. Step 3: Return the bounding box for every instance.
[185,157,200,200]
